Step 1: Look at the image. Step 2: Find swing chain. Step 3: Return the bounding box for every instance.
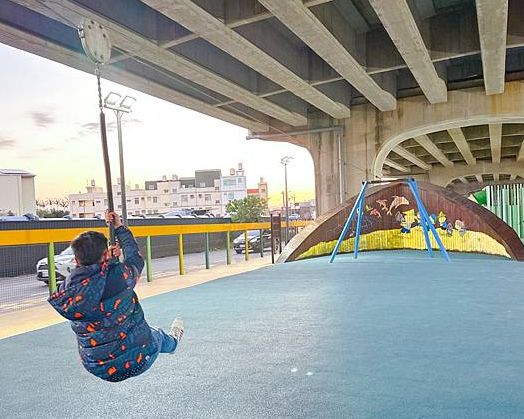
[95,64,103,112]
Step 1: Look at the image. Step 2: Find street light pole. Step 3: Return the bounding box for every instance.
[104,92,136,226]
[115,112,127,225]
[281,156,293,244]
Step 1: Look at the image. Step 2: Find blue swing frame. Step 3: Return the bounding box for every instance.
[329,178,450,263]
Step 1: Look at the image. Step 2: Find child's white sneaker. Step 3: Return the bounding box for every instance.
[170,317,184,344]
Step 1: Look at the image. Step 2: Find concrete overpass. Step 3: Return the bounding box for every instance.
[1,0,523,214]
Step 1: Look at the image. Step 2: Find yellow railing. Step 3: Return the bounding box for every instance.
[0,220,310,295]
[0,221,309,246]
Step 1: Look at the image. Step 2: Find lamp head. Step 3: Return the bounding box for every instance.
[120,96,136,111]
[104,92,121,107]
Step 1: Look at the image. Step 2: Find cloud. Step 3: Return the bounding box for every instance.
[38,146,57,153]
[30,112,55,127]
[75,117,140,138]
[0,139,15,149]
[78,121,117,137]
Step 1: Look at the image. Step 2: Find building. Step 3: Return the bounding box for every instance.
[247,177,268,202]
[69,164,248,218]
[0,169,36,216]
[247,177,269,214]
[298,200,316,221]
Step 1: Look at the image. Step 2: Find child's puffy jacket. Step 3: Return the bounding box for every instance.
[48,226,157,382]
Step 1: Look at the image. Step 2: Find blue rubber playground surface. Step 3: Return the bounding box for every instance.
[2,251,524,419]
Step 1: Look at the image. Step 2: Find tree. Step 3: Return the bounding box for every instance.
[35,197,70,218]
[226,196,267,223]
[36,209,70,218]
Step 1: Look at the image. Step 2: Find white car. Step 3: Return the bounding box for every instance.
[36,246,76,284]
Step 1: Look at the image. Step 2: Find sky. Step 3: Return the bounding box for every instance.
[0,43,315,207]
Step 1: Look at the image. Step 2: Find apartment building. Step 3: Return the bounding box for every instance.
[247,177,268,201]
[0,169,36,216]
[69,164,248,218]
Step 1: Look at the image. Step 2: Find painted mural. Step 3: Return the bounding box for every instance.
[277,182,524,263]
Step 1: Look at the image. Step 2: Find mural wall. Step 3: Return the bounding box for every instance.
[278,182,524,262]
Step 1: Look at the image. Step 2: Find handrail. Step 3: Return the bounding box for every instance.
[0,221,310,246]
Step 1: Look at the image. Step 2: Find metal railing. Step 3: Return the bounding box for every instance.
[485,184,524,239]
[0,220,309,299]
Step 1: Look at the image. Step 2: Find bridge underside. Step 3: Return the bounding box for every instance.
[1,0,523,214]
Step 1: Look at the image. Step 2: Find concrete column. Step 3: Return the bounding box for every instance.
[306,111,381,216]
[309,130,340,215]
[343,108,378,198]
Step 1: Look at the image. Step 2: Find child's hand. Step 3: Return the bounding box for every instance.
[108,245,122,259]
[105,210,122,228]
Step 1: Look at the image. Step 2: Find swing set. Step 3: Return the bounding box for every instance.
[329,178,451,263]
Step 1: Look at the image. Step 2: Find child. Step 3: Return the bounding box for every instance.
[48,211,184,382]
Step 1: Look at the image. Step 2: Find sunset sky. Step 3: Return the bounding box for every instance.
[0,43,315,206]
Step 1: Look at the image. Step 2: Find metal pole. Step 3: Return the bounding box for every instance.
[226,231,231,265]
[244,230,249,261]
[270,215,275,264]
[330,182,368,263]
[48,242,57,295]
[178,234,184,275]
[415,197,434,258]
[246,125,344,141]
[520,185,524,239]
[146,236,152,282]
[116,111,128,226]
[205,232,210,269]
[407,179,450,262]
[284,163,290,244]
[353,193,366,259]
[259,229,264,258]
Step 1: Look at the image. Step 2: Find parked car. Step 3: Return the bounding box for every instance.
[0,213,39,222]
[160,209,197,218]
[288,213,300,221]
[232,230,272,254]
[36,246,75,284]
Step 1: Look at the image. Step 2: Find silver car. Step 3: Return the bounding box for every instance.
[36,246,76,284]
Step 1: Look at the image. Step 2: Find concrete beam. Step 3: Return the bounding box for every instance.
[475,174,483,183]
[258,0,396,111]
[453,179,523,196]
[510,174,517,181]
[489,123,502,163]
[224,0,334,26]
[368,0,447,104]
[476,0,509,95]
[142,0,351,119]
[392,146,431,170]
[458,177,468,184]
[413,135,453,168]
[448,128,477,165]
[0,22,268,132]
[106,0,337,55]
[430,161,524,187]
[384,159,410,173]
[10,0,306,127]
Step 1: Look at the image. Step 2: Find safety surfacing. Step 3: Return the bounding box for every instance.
[1,251,524,419]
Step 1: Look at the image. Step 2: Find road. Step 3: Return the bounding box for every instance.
[0,248,262,314]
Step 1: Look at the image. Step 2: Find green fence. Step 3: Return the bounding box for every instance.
[484,184,524,239]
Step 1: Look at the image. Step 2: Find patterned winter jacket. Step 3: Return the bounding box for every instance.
[48,226,157,382]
